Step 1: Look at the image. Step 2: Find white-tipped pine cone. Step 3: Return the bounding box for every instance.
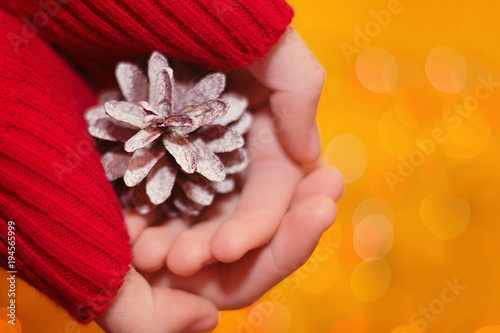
[86,52,252,216]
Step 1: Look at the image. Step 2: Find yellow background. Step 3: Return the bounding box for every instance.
[2,0,500,332]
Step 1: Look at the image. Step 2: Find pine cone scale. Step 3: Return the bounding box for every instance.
[86,52,252,216]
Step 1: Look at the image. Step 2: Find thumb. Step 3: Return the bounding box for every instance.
[96,267,219,333]
[247,28,325,164]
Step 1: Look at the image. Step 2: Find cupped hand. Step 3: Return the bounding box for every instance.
[128,103,343,275]
[105,108,343,311]
[96,108,342,333]
[96,29,342,332]
[131,28,333,274]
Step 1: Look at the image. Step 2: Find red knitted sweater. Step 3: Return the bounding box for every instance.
[0,0,293,324]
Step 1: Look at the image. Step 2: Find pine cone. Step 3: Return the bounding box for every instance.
[86,52,252,216]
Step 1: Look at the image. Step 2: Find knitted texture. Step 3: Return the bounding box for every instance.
[0,0,294,73]
[0,10,132,323]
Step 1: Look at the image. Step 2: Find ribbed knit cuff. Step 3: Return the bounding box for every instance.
[0,0,294,71]
[0,10,132,324]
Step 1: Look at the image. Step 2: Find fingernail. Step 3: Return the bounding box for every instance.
[309,123,322,160]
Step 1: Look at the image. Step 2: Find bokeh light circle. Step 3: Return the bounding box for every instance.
[425,46,468,93]
[420,188,470,240]
[325,133,368,183]
[346,65,390,110]
[353,197,394,225]
[353,214,394,260]
[351,258,392,302]
[356,46,399,93]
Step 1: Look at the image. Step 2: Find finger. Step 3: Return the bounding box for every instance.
[219,195,337,308]
[167,220,221,276]
[124,208,164,244]
[266,195,337,278]
[291,162,344,207]
[210,108,303,263]
[167,193,239,275]
[247,28,325,164]
[164,195,337,309]
[96,267,219,333]
[132,217,188,272]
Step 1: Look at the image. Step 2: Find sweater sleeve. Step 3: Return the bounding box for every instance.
[0,10,132,324]
[0,0,294,71]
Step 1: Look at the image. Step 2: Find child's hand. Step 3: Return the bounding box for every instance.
[95,265,219,333]
[246,28,325,164]
[128,106,343,274]
[98,109,342,332]
[0,2,336,329]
